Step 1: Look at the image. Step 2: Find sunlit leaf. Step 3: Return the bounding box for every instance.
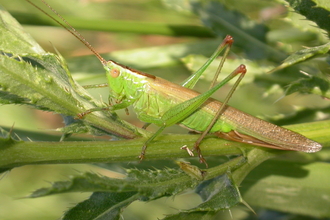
[284,0,330,35]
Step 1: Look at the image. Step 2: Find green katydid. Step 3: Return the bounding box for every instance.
[27,0,322,164]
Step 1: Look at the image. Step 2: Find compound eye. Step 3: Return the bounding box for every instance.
[110,68,120,78]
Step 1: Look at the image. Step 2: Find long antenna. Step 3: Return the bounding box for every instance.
[26,0,107,65]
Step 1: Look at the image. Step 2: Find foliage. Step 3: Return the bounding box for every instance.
[0,0,330,219]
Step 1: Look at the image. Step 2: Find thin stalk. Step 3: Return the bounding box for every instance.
[11,12,215,37]
[1,120,328,172]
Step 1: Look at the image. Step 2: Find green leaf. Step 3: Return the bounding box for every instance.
[0,6,142,139]
[0,52,140,138]
[194,173,242,211]
[285,75,330,98]
[0,53,82,113]
[163,211,217,220]
[280,2,327,42]
[28,168,199,200]
[126,168,199,200]
[241,160,330,217]
[268,42,330,73]
[63,192,138,220]
[163,169,247,219]
[191,1,285,61]
[27,157,247,219]
[0,90,29,104]
[0,6,44,54]
[284,0,330,35]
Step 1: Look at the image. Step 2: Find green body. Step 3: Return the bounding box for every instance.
[105,61,322,153]
[27,0,322,156]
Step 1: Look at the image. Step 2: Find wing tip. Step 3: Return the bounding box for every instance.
[215,130,323,153]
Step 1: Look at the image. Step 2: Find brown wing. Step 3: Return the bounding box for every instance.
[215,130,297,150]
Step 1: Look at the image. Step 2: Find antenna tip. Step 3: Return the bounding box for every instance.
[237,64,247,74]
[224,35,234,45]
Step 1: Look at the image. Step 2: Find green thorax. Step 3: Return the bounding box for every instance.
[104,60,154,103]
[104,60,234,134]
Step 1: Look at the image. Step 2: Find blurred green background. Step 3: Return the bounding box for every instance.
[0,0,329,219]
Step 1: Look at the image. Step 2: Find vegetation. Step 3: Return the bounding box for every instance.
[0,0,330,219]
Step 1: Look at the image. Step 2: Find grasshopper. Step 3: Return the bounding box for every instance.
[27,0,322,164]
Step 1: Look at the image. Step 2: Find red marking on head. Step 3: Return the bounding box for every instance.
[110,69,120,78]
[110,60,156,79]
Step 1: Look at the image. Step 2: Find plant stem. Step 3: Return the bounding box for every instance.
[11,12,215,37]
[0,120,329,172]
